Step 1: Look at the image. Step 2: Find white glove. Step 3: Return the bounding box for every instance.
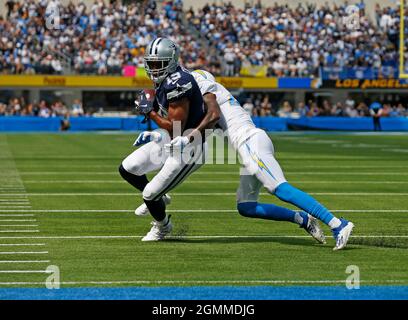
[133,131,162,147]
[164,136,190,153]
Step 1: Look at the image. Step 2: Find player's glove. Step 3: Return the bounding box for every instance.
[164,136,190,153]
[135,91,153,115]
[133,131,162,147]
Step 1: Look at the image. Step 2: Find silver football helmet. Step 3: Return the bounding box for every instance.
[144,38,180,84]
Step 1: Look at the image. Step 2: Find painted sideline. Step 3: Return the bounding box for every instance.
[0,285,407,300]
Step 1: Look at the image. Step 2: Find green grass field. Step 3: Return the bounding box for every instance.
[0,132,407,289]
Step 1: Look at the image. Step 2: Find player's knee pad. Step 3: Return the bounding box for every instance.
[274,182,297,203]
[237,202,258,218]
[121,156,142,176]
[142,182,160,201]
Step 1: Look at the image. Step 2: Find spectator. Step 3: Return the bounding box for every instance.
[277,101,292,118]
[369,101,383,131]
[71,99,84,116]
[296,101,310,117]
[260,96,273,116]
[39,100,51,118]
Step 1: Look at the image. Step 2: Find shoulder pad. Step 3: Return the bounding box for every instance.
[166,82,193,101]
[163,70,194,101]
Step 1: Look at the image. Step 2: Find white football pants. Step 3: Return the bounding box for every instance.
[122,134,207,201]
[236,129,287,203]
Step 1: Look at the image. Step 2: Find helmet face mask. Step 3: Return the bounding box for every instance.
[144,38,179,84]
[144,57,172,84]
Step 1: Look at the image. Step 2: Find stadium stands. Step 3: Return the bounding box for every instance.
[1,92,407,119]
[189,2,400,78]
[0,0,402,78]
[0,0,407,122]
[0,0,208,75]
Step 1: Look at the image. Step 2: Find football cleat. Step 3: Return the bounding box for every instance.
[141,215,173,241]
[300,214,326,244]
[135,194,171,216]
[332,218,354,251]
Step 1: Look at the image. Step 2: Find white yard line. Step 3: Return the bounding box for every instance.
[0,244,45,246]
[0,260,50,264]
[0,192,407,196]
[0,203,32,205]
[0,225,38,227]
[0,206,32,208]
[0,197,29,199]
[11,164,408,169]
[0,251,48,254]
[0,155,402,160]
[0,270,51,273]
[3,171,408,176]
[0,205,31,207]
[382,148,408,153]
[17,180,408,185]
[0,235,406,240]
[0,214,35,217]
[0,230,40,233]
[0,220,37,222]
[0,209,407,213]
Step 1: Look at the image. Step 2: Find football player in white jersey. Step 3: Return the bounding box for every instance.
[184,69,354,250]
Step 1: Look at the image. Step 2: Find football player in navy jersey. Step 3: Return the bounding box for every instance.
[118,38,220,241]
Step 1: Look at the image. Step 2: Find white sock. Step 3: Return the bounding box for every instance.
[328,217,342,229]
[157,215,168,226]
[294,212,304,226]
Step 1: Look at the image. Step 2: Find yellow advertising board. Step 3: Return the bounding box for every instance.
[0,75,153,88]
[216,77,278,89]
[0,75,278,89]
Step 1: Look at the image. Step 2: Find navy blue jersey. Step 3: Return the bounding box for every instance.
[153,66,205,131]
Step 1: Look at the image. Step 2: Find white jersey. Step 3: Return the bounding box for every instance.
[192,70,258,148]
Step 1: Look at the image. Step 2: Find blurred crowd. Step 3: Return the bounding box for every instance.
[0,0,209,75]
[0,97,85,117]
[0,0,403,77]
[241,94,408,118]
[189,1,399,77]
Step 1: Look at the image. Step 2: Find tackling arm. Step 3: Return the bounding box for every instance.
[185,92,220,143]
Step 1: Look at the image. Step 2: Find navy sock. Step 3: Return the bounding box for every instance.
[144,198,166,222]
